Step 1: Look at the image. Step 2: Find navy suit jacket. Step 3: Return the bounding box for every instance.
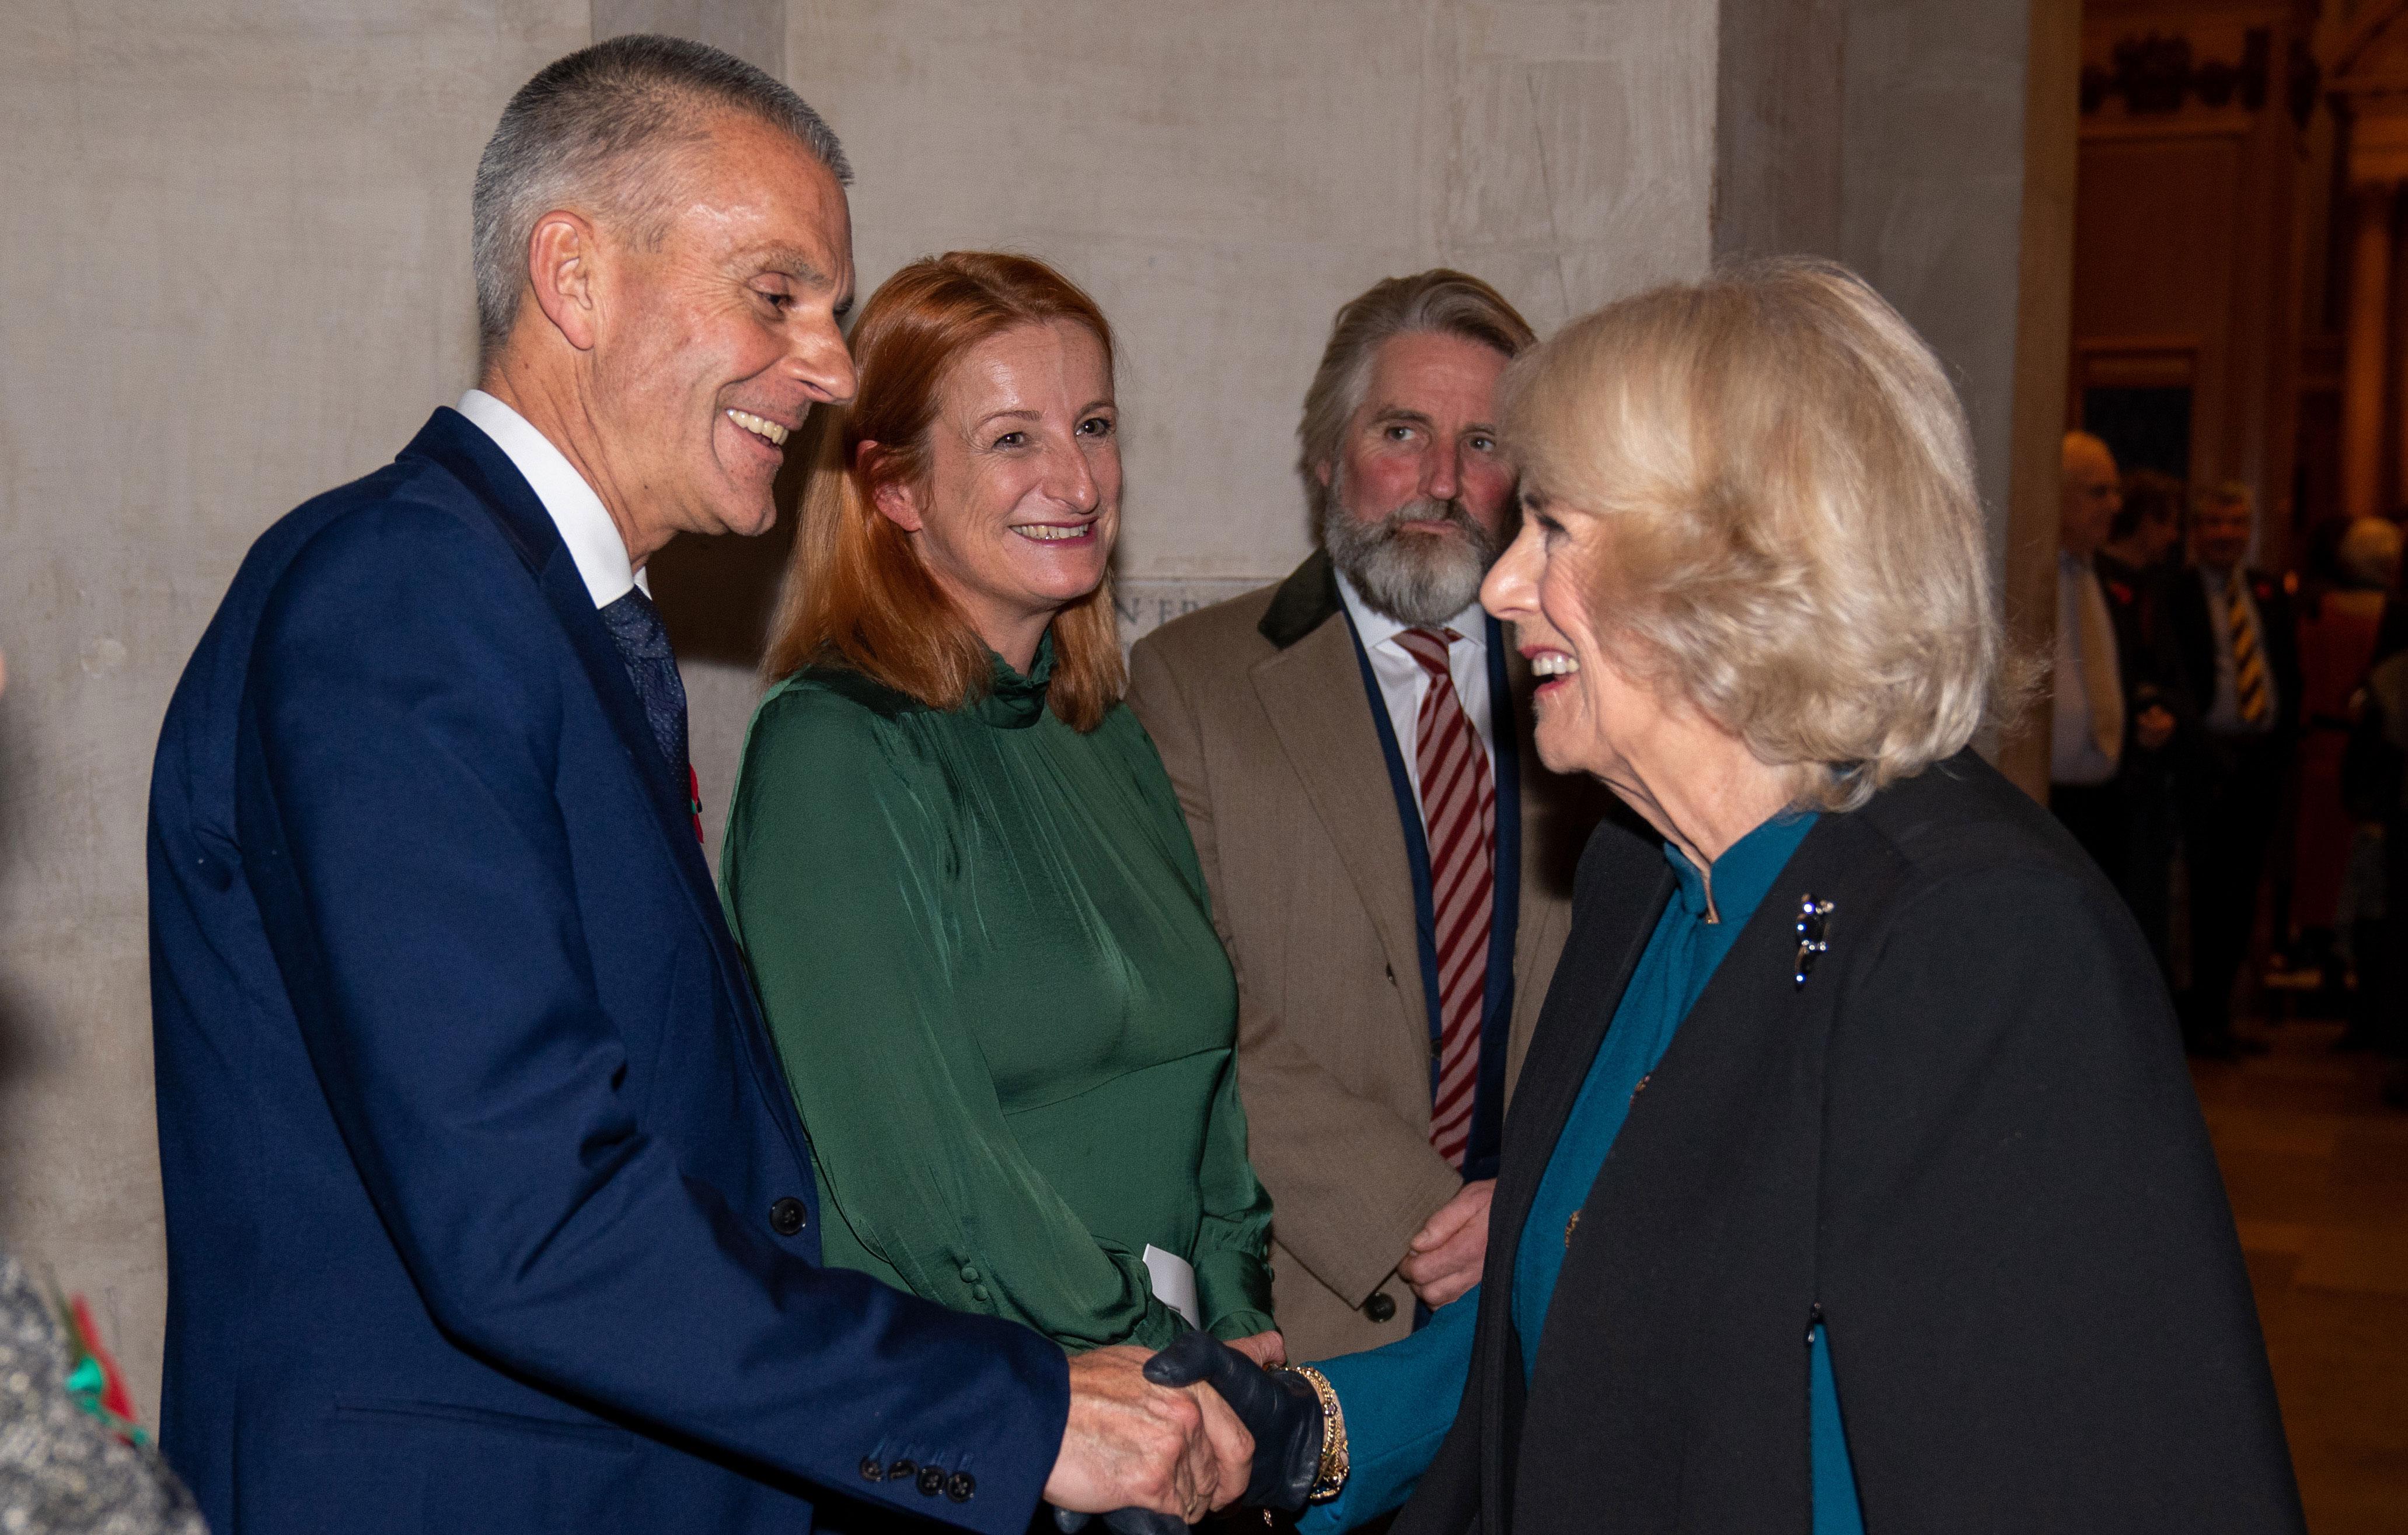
[148,408,1069,1535]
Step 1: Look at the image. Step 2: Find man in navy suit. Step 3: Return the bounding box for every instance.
[148,36,1245,1535]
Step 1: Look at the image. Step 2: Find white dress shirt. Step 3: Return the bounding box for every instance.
[1335,569,1496,826]
[456,389,646,609]
[2050,551,2121,786]
[2196,565,2278,736]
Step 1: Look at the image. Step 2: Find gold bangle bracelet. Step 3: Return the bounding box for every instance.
[1284,1365,1349,1503]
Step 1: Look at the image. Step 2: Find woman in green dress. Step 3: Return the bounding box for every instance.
[721,251,1280,1366]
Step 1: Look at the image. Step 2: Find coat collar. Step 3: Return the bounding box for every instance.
[1257,548,1345,649]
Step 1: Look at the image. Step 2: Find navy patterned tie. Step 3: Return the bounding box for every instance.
[597,586,689,793]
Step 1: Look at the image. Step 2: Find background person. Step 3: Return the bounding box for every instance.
[1128,272,1603,1362]
[2049,432,2176,882]
[146,43,1241,1535]
[720,253,1279,1365]
[2092,466,2189,980]
[2168,482,2304,1057]
[1160,259,2302,1535]
[2295,518,2402,1025]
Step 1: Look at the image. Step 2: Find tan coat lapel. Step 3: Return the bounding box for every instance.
[1250,616,1432,1033]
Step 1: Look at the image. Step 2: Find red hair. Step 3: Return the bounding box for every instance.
[763,251,1124,731]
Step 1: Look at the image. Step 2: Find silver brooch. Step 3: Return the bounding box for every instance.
[1793,896,1834,989]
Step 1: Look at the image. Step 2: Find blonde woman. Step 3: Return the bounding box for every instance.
[1152,260,2302,1534]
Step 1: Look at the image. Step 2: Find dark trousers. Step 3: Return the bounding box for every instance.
[2183,735,2286,1043]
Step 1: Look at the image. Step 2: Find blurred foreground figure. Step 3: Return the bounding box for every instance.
[146,36,1240,1535]
[1166,260,2304,1535]
[0,1253,204,1535]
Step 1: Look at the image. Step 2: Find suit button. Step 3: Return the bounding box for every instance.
[960,1265,980,1283]
[947,1471,976,1502]
[859,1457,884,1482]
[917,1466,945,1497]
[971,1285,991,1304]
[1364,1291,1397,1323]
[887,1459,916,1484]
[770,1197,807,1236]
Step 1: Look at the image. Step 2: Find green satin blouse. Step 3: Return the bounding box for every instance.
[719,637,1274,1352]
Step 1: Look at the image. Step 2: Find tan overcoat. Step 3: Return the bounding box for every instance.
[1126,552,1604,1359]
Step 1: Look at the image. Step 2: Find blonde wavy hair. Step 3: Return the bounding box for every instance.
[1502,258,2024,812]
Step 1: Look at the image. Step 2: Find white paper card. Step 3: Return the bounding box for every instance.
[1141,1244,1200,1327]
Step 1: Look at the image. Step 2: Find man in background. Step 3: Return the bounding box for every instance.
[148,37,1240,1535]
[1128,271,1602,1361]
[2050,432,2176,888]
[2094,466,2189,982]
[2168,482,2302,1058]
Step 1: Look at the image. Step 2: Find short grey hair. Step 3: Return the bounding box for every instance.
[1298,270,1537,533]
[472,34,851,356]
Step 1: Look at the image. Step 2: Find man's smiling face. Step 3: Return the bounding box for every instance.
[589,110,857,546]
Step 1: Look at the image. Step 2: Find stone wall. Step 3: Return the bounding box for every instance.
[0,0,2054,1412]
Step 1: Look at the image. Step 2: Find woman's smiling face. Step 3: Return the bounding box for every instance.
[1480,489,1680,792]
[873,317,1119,659]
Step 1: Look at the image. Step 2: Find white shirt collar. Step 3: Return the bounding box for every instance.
[1332,567,1489,653]
[455,390,645,607]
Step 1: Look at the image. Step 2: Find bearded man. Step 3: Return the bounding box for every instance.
[1128,271,1604,1361]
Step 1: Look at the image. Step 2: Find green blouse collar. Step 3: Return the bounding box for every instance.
[972,630,1056,729]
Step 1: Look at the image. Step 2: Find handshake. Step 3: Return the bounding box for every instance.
[1042,1332,1333,1531]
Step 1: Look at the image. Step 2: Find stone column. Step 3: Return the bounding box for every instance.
[2343,181,2395,521]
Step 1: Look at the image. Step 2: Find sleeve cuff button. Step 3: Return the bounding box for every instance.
[916,1467,945,1496]
[946,1472,976,1502]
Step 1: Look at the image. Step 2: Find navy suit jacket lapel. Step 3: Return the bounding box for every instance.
[395,410,770,1044]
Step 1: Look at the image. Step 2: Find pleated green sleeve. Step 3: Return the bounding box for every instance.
[720,680,1191,1352]
[1191,1051,1276,1339]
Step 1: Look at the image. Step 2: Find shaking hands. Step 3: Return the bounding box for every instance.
[1045,1331,1328,1532]
[1045,1346,1252,1529]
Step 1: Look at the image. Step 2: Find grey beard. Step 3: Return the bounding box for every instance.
[1321,494,1500,627]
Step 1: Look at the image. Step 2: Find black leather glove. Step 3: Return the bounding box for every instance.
[1142,1331,1324,1512]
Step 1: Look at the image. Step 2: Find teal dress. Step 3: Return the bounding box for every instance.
[1304,812,1864,1534]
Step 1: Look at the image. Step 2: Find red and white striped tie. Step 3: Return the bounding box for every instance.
[1395,626,1495,1169]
